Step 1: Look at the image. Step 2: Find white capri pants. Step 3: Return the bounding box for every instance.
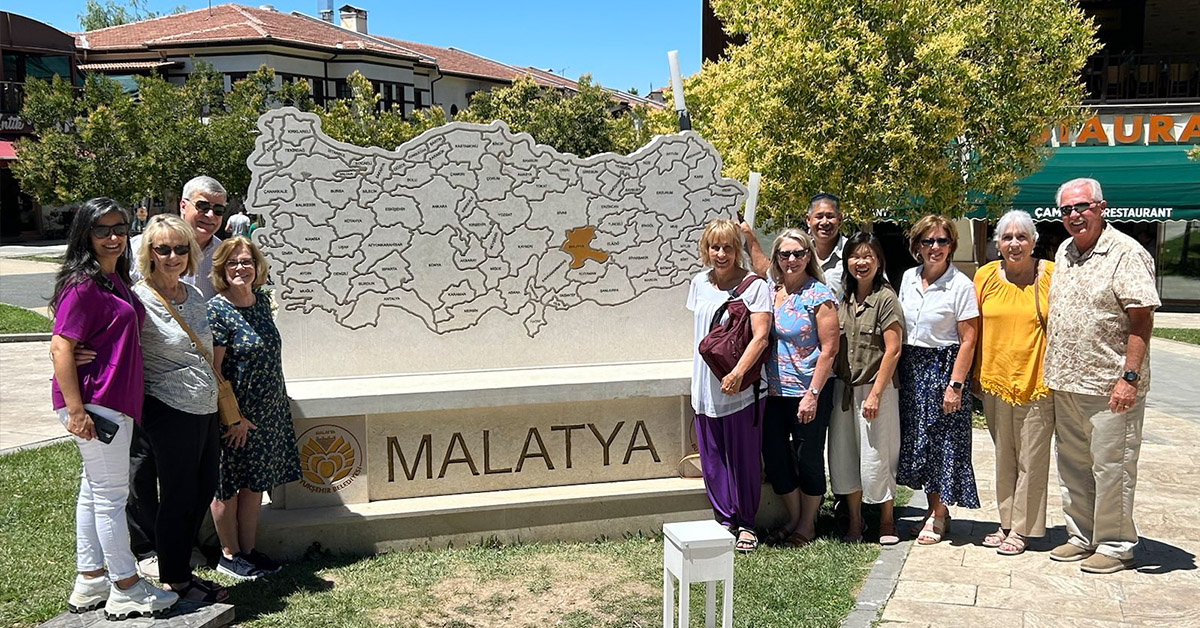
[828,381,900,503]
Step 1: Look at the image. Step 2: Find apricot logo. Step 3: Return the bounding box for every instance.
[297,425,362,494]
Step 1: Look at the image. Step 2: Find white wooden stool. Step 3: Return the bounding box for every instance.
[662,520,735,628]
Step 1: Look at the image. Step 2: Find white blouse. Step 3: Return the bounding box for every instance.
[687,270,772,417]
[898,264,978,348]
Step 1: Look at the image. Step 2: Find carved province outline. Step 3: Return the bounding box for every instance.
[246,108,746,337]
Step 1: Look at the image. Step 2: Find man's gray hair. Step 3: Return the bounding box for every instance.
[181,175,227,201]
[994,209,1038,244]
[1055,177,1104,207]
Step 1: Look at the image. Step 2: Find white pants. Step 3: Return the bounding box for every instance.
[828,381,900,504]
[57,404,137,580]
[1053,391,1143,560]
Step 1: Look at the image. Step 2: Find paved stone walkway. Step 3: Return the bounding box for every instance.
[878,338,1200,628]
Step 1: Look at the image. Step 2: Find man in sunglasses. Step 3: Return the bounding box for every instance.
[806,193,847,297]
[127,175,227,578]
[1042,177,1159,574]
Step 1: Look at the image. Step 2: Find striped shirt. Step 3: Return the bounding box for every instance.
[133,282,218,415]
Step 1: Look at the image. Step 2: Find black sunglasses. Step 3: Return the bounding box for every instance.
[1057,201,1098,215]
[777,249,809,260]
[91,223,129,238]
[186,198,226,216]
[920,237,952,247]
[152,244,190,256]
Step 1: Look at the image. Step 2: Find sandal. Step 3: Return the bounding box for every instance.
[983,527,1008,548]
[997,532,1027,556]
[168,577,229,603]
[763,527,793,546]
[878,523,900,546]
[735,528,759,553]
[783,531,813,549]
[917,514,948,545]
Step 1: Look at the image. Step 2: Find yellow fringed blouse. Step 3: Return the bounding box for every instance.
[973,259,1055,406]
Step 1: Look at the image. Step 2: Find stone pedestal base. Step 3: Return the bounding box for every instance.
[39,601,233,628]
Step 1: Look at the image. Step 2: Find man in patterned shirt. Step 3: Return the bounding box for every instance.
[1042,177,1160,574]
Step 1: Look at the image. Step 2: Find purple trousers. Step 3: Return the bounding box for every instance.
[694,398,765,530]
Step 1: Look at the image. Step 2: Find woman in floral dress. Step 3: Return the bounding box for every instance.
[206,237,300,580]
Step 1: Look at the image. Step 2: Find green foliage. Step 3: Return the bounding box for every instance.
[0,303,52,333]
[688,0,1099,228]
[78,0,185,30]
[1189,146,1199,161]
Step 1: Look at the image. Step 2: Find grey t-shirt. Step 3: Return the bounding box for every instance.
[133,282,218,415]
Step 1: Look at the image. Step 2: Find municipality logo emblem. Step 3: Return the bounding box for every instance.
[297,425,363,493]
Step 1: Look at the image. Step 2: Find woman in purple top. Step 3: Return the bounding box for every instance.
[745,227,839,547]
[49,198,178,620]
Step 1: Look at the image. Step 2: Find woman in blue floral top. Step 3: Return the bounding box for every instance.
[206,237,300,581]
[745,226,839,548]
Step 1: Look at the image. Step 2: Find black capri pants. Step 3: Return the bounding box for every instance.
[761,384,835,497]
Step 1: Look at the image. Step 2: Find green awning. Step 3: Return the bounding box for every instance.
[1009,144,1200,222]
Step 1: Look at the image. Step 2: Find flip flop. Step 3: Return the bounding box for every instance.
[997,532,1027,556]
[735,528,759,553]
[982,527,1007,548]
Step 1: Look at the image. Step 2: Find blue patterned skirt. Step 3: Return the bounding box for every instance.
[897,344,979,508]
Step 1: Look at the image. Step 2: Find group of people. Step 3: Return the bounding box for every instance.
[688,177,1158,576]
[50,176,300,620]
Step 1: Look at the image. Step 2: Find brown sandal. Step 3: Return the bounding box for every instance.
[783,531,813,548]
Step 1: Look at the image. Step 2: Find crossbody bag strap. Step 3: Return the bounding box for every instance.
[140,281,219,372]
[1033,260,1047,331]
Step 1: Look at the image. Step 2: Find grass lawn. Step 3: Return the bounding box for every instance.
[1154,327,1200,345]
[0,303,51,334]
[15,254,65,265]
[1,442,894,628]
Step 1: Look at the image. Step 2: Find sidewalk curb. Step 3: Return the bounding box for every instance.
[0,434,69,456]
[840,491,929,628]
[0,333,51,343]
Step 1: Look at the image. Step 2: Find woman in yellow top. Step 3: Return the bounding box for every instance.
[973,210,1055,556]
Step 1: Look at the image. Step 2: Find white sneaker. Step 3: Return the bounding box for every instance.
[103,578,178,620]
[67,574,109,613]
[136,555,160,580]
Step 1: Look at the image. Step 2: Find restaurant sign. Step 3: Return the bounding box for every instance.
[1039,113,1200,147]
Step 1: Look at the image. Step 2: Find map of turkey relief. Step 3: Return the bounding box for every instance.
[246,108,746,378]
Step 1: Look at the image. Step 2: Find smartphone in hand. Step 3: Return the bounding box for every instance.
[86,410,120,444]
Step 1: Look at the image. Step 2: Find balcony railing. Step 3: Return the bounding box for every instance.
[1083,53,1200,104]
[1,81,25,115]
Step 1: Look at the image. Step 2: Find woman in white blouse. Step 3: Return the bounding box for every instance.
[687,219,772,552]
[896,215,980,545]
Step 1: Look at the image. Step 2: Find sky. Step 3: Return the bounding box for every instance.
[12,0,702,96]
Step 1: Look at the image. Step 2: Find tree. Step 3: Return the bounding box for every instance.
[686,0,1099,227]
[78,0,185,30]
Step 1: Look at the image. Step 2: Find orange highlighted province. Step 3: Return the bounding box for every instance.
[561,226,609,269]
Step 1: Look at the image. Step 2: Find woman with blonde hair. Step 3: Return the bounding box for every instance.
[687,219,772,552]
[207,237,301,579]
[744,226,839,547]
[897,215,980,545]
[133,214,229,602]
[973,210,1055,555]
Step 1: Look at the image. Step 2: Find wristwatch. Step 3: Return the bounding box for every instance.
[948,380,964,390]
[807,386,820,396]
[1122,370,1140,383]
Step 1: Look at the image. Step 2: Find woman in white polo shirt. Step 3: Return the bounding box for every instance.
[897,215,980,545]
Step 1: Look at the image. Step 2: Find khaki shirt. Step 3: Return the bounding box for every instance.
[1043,225,1160,397]
[836,285,904,388]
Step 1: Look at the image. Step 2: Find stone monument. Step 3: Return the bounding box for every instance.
[244,108,746,554]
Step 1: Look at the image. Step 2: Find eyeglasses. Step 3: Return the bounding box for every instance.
[225,259,255,269]
[185,198,226,216]
[920,237,952,248]
[1057,201,1099,215]
[90,223,129,238]
[152,244,190,256]
[777,249,809,260]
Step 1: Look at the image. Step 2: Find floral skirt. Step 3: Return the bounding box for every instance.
[897,344,980,508]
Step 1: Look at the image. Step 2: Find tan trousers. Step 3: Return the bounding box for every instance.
[982,393,1054,537]
[1053,390,1144,560]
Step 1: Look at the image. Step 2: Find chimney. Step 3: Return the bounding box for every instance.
[339,5,367,34]
[318,0,333,22]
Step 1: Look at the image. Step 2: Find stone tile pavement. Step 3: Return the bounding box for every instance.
[877,338,1200,628]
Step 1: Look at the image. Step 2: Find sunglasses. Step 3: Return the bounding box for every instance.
[1057,201,1098,215]
[186,198,226,216]
[152,244,190,256]
[91,223,129,238]
[777,249,809,260]
[920,237,952,248]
